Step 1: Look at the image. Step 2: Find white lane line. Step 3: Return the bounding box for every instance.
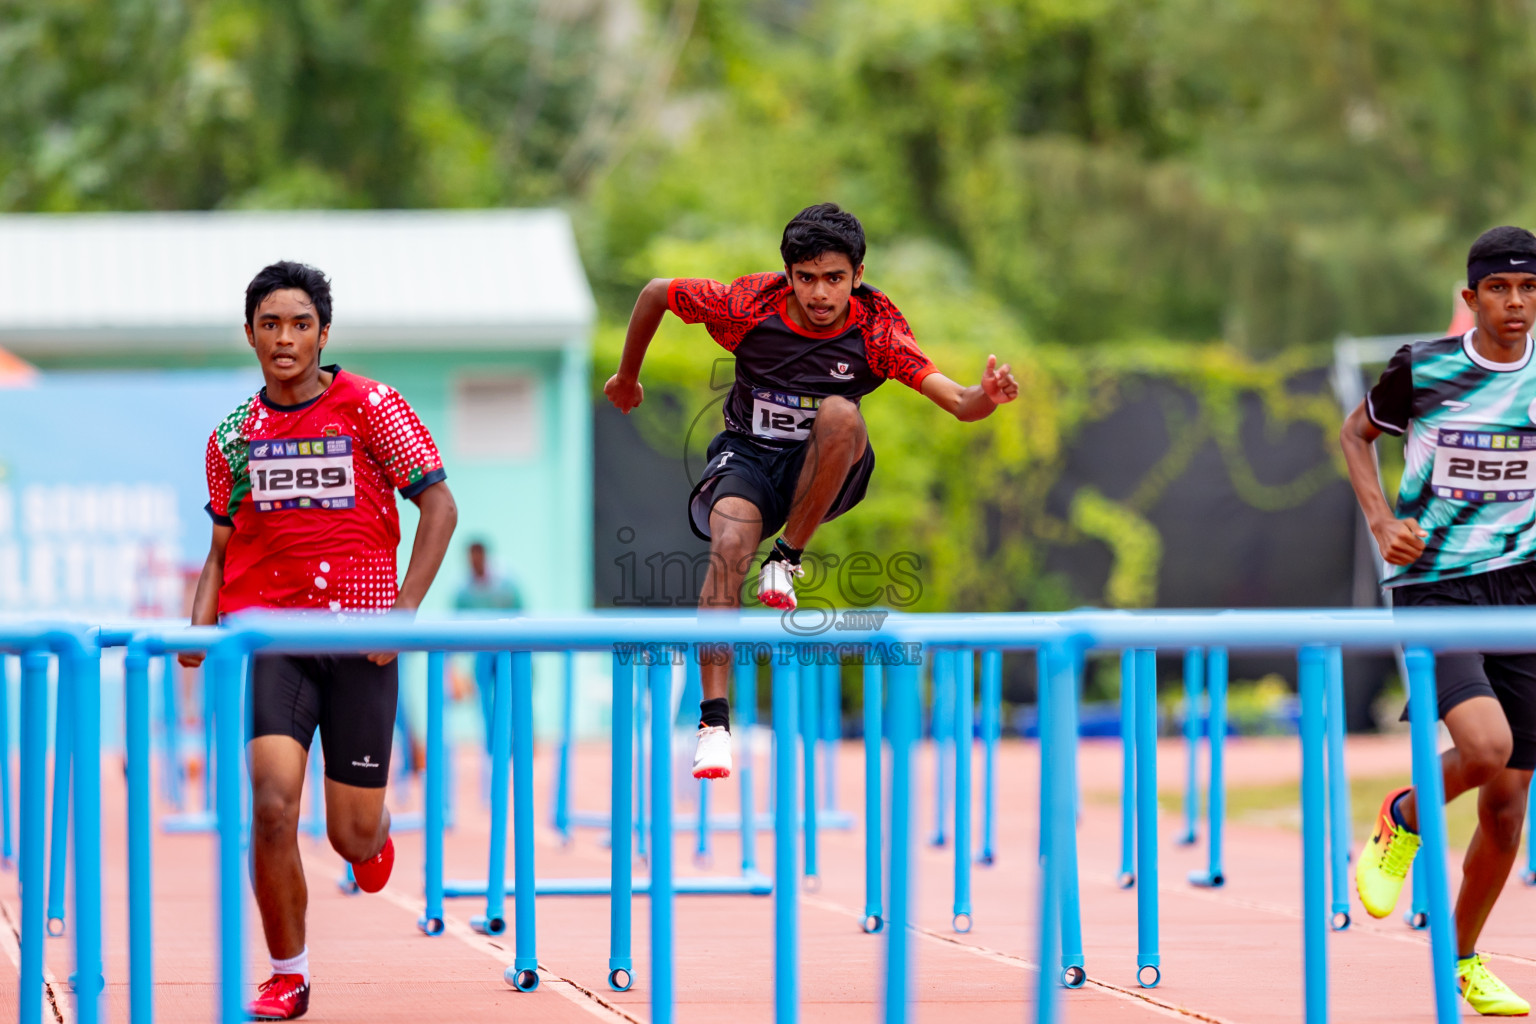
[801,892,1238,1023]
[0,895,70,1023]
[374,888,642,1024]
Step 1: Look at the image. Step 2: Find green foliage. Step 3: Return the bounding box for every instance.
[596,294,1344,611]
[0,0,681,209]
[1069,487,1161,608]
[10,0,1531,607]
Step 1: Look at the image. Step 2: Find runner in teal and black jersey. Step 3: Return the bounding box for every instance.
[1340,225,1536,1016]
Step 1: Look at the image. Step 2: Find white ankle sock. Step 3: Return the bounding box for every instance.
[271,948,310,985]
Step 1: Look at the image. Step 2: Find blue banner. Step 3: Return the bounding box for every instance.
[0,370,259,617]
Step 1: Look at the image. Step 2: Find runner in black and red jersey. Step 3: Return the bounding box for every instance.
[604,203,1018,778]
[180,261,458,1020]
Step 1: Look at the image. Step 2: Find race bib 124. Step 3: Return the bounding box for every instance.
[1430,429,1536,503]
[751,390,820,440]
[249,437,357,511]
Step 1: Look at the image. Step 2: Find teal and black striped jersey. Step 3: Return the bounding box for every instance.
[1369,330,1536,587]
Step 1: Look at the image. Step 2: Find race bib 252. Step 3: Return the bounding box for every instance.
[1430,429,1536,503]
[249,437,357,511]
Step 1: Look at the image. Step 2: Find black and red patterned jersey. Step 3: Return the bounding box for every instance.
[667,273,937,446]
[204,366,446,615]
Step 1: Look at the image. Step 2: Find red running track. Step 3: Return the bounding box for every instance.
[0,733,1530,1022]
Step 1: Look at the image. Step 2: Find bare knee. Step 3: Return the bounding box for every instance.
[707,513,762,587]
[252,788,300,847]
[327,817,379,863]
[1462,735,1514,788]
[813,396,867,451]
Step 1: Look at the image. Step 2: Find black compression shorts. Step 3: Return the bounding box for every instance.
[688,430,875,542]
[250,653,398,788]
[1393,561,1536,771]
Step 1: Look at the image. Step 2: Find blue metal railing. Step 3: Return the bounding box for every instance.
[5,607,1512,1023]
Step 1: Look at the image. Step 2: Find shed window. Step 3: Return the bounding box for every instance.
[452,374,538,459]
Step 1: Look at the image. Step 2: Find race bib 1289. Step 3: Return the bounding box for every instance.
[1430,429,1536,503]
[249,437,357,511]
[751,390,820,440]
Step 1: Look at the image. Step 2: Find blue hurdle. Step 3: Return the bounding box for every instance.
[5,608,1498,1023]
[1525,782,1536,885]
[1177,647,1204,846]
[418,651,446,936]
[951,649,974,932]
[1188,646,1227,888]
[978,649,1000,868]
[928,647,952,848]
[46,656,71,937]
[0,655,12,867]
[1117,648,1136,888]
[7,625,109,1024]
[439,647,775,906]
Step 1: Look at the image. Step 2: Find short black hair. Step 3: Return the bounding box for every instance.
[245,261,333,328]
[780,203,866,269]
[1469,226,1536,267]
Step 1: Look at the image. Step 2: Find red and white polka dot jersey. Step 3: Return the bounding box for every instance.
[204,366,446,615]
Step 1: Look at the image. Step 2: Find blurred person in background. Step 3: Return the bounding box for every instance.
[454,539,522,751]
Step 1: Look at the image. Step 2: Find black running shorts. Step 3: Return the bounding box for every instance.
[688,430,875,542]
[1393,561,1536,771]
[250,653,398,788]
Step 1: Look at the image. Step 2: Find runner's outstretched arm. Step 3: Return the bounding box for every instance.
[919,354,1019,421]
[1339,401,1427,566]
[604,278,673,413]
[179,524,234,668]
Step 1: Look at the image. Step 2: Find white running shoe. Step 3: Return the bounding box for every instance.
[692,726,732,779]
[758,557,803,610]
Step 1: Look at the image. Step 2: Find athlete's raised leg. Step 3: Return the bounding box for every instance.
[1397,695,1514,829]
[1356,695,1533,1011]
[325,777,394,892]
[324,778,390,863]
[692,495,763,778]
[759,396,868,610]
[783,395,867,550]
[1359,696,1511,917]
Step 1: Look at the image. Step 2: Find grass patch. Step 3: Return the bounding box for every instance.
[1087,773,1488,849]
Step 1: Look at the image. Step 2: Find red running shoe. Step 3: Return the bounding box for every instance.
[249,973,309,1020]
[351,835,394,893]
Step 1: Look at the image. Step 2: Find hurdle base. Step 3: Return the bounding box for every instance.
[504,965,540,992]
[1187,869,1224,889]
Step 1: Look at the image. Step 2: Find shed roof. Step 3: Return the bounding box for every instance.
[0,209,594,355]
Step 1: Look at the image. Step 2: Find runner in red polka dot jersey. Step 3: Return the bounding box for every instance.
[204,369,446,613]
[181,261,458,1021]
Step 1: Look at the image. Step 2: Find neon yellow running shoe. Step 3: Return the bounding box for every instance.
[1355,786,1420,918]
[1459,954,1531,1016]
